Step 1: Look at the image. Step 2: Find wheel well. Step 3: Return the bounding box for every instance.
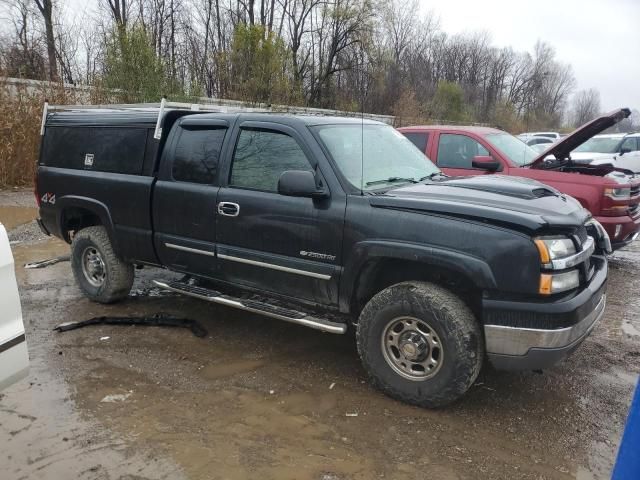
[61,207,102,242]
[352,259,482,319]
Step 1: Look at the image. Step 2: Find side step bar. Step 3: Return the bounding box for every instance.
[153,280,347,334]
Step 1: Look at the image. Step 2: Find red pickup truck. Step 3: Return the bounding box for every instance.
[399,109,640,249]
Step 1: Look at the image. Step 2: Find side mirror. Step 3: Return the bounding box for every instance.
[278,170,328,199]
[472,155,502,172]
[619,147,631,156]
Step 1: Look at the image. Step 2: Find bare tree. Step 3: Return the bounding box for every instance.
[106,0,128,28]
[571,88,601,127]
[1,0,586,128]
[32,0,58,80]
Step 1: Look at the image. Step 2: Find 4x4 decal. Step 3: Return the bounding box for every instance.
[41,193,56,205]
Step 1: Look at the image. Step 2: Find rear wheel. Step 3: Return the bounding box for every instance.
[356,281,483,408]
[71,226,134,303]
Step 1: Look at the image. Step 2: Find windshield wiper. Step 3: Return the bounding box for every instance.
[419,172,447,182]
[365,177,419,187]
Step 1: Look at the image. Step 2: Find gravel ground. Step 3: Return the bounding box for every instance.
[1,189,639,480]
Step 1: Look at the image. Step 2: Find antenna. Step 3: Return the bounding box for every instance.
[360,66,365,195]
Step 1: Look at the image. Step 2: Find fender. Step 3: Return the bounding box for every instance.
[55,195,119,254]
[339,240,498,313]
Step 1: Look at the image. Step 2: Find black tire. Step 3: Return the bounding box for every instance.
[356,281,483,408]
[71,226,134,303]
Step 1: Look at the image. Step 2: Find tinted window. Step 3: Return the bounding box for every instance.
[620,137,639,153]
[437,134,489,168]
[402,132,429,153]
[42,127,146,174]
[230,129,312,192]
[172,127,226,184]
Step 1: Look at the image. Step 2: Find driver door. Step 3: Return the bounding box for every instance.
[214,121,345,306]
[435,133,498,176]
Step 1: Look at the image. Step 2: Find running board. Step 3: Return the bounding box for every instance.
[152,280,347,334]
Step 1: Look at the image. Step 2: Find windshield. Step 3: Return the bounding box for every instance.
[484,133,538,166]
[312,124,440,191]
[529,143,550,154]
[573,137,622,153]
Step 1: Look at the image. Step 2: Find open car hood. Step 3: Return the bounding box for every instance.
[529,108,631,168]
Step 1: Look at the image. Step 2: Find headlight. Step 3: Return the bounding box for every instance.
[586,218,612,254]
[539,270,580,295]
[604,187,631,200]
[534,236,576,266]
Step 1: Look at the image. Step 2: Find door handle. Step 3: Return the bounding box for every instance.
[217,202,240,217]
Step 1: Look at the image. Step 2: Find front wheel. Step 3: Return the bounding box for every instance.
[356,281,483,408]
[71,226,134,303]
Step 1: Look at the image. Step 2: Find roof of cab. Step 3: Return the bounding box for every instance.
[45,109,385,128]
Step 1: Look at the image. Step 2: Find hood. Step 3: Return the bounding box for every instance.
[369,175,590,231]
[529,108,631,168]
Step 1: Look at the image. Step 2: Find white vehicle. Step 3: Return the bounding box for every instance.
[616,133,640,173]
[524,136,555,147]
[518,131,562,141]
[528,143,552,154]
[572,133,640,173]
[0,223,29,391]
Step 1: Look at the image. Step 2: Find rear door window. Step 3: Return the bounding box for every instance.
[172,127,227,184]
[402,132,429,153]
[620,137,639,153]
[437,133,489,168]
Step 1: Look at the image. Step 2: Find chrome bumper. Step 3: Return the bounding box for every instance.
[485,294,606,357]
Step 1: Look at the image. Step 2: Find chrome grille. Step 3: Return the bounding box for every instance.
[575,226,588,245]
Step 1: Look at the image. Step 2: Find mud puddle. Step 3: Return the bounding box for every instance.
[2,240,185,479]
[0,205,37,230]
[1,348,185,479]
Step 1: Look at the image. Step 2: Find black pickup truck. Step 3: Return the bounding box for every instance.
[36,105,610,407]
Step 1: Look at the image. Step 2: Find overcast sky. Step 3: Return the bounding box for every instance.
[425,0,640,112]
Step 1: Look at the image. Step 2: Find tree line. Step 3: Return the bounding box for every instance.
[0,0,621,130]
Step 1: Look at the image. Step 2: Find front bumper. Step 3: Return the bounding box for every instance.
[483,256,607,370]
[596,214,640,250]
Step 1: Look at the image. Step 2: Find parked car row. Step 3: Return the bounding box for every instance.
[2,101,637,407]
[572,132,640,173]
[5,102,638,406]
[400,109,640,249]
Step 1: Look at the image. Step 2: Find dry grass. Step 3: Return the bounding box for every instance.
[0,83,44,187]
[0,78,115,187]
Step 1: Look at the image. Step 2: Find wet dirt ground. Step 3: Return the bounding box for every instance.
[1,189,639,480]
